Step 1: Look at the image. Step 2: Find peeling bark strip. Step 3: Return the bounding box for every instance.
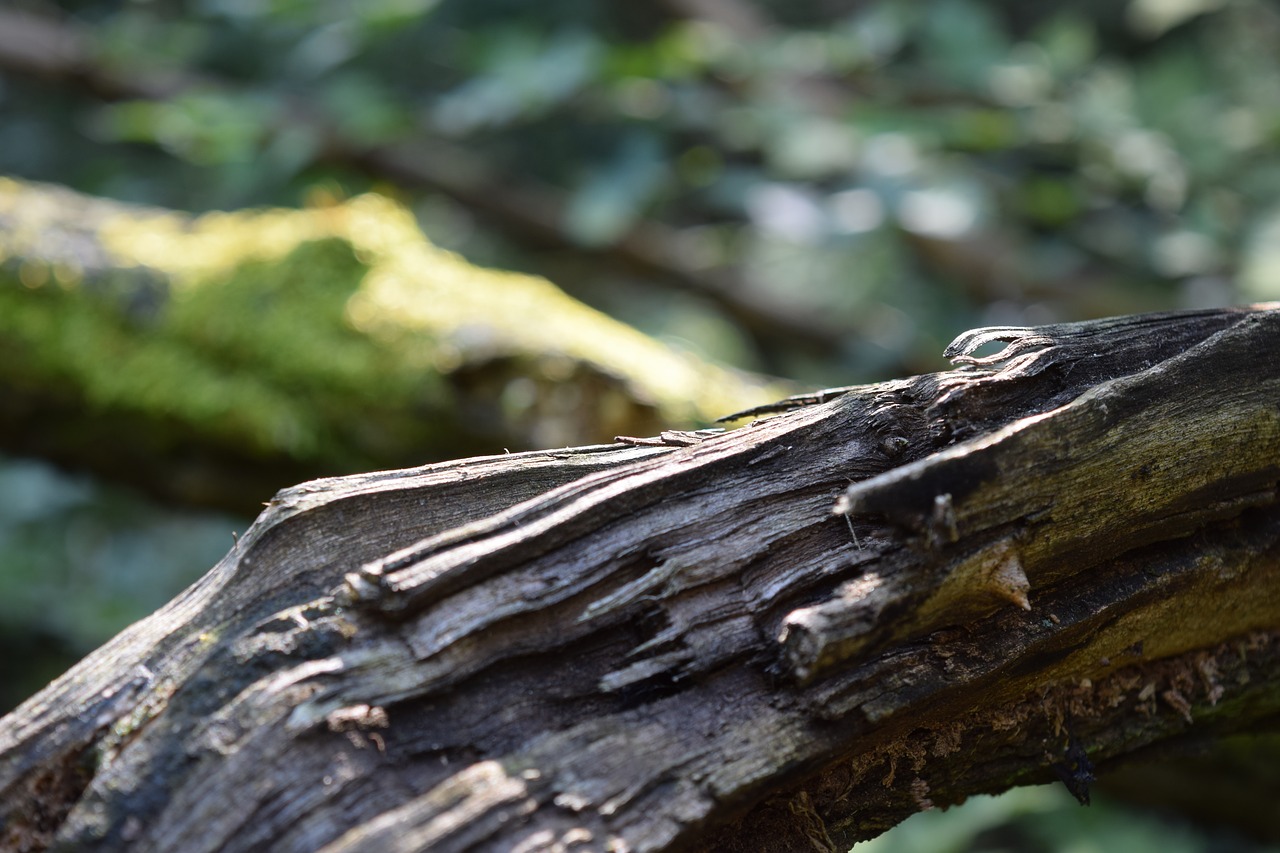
[3,306,1280,853]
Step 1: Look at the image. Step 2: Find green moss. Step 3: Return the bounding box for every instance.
[171,239,416,395]
[162,237,449,458]
[0,237,452,466]
[0,181,787,496]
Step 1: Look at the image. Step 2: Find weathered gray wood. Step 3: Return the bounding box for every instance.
[2,305,1279,852]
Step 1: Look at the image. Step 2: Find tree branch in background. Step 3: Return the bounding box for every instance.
[0,7,858,357]
[0,177,786,513]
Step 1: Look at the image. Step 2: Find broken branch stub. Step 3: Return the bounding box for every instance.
[797,306,1280,681]
[2,305,1279,853]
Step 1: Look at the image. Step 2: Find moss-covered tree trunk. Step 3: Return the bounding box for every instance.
[2,305,1279,852]
[0,177,785,514]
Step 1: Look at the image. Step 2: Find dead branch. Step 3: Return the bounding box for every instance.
[2,305,1279,852]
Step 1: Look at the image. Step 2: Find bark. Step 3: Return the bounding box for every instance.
[2,305,1280,853]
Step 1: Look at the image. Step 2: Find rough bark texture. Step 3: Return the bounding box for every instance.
[2,305,1280,852]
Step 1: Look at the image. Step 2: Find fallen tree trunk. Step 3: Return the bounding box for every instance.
[3,305,1279,852]
[0,177,784,514]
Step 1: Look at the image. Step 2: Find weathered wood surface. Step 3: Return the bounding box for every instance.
[2,305,1279,852]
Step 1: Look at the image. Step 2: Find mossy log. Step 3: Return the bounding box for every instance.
[2,305,1280,852]
[0,177,785,513]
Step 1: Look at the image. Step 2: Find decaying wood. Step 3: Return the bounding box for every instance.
[3,305,1280,852]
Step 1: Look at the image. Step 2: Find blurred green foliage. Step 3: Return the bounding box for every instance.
[3,0,1280,846]
[0,453,243,711]
[862,783,1272,853]
[5,0,1280,384]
